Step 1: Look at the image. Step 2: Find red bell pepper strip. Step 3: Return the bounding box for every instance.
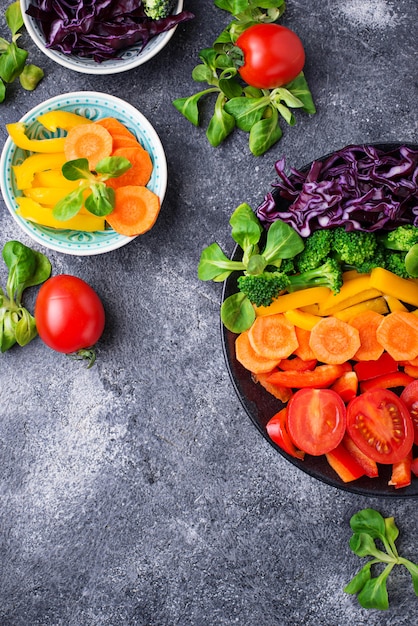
[411,457,418,477]
[388,452,412,489]
[278,357,317,372]
[360,371,415,393]
[342,433,379,478]
[353,352,399,381]
[331,371,359,403]
[252,371,293,402]
[266,407,305,460]
[267,363,351,389]
[325,443,366,483]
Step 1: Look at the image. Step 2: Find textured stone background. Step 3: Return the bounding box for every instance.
[0,1,417,625]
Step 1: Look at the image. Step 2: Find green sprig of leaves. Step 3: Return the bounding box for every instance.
[172,0,316,155]
[0,1,44,103]
[345,508,418,610]
[0,240,51,351]
[198,202,304,332]
[52,156,132,221]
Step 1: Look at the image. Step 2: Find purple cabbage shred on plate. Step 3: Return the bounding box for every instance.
[256,144,418,237]
[26,0,195,62]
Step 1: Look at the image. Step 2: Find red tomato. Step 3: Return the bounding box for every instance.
[286,388,346,456]
[236,23,305,90]
[346,389,414,465]
[400,380,418,445]
[35,275,105,354]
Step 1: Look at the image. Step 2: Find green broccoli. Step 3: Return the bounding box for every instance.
[143,0,176,20]
[238,258,343,306]
[384,250,411,279]
[295,229,334,272]
[354,244,387,274]
[332,227,378,266]
[379,225,418,251]
[237,272,290,307]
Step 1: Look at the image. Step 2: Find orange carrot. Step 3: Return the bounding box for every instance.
[105,146,153,189]
[293,326,316,361]
[235,330,281,374]
[110,134,142,151]
[64,123,113,169]
[106,185,160,236]
[94,117,138,141]
[375,311,418,362]
[252,372,293,402]
[309,316,361,365]
[349,310,385,361]
[248,314,299,360]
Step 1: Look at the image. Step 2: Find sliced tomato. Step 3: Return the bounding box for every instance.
[286,388,346,456]
[266,407,305,460]
[346,389,414,465]
[400,380,418,445]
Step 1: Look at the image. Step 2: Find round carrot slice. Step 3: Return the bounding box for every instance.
[248,314,298,360]
[235,330,281,373]
[309,316,360,364]
[64,123,113,170]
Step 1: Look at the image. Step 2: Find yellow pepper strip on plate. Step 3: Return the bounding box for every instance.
[13,153,67,189]
[16,197,105,232]
[369,267,418,308]
[283,308,323,330]
[318,287,382,316]
[316,275,374,314]
[7,122,66,153]
[23,186,79,207]
[36,110,92,132]
[384,295,409,313]
[32,168,78,189]
[333,296,389,322]
[255,286,331,317]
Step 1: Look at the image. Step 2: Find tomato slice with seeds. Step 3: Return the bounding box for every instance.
[400,380,418,445]
[346,389,414,465]
[286,388,346,456]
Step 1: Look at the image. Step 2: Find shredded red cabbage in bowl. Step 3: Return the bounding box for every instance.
[256,144,418,237]
[25,0,194,62]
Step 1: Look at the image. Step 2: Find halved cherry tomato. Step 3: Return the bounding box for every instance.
[400,380,418,445]
[266,407,305,460]
[236,24,305,90]
[286,388,346,456]
[346,389,414,465]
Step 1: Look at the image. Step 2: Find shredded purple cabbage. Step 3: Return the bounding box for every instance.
[26,0,194,62]
[256,144,418,237]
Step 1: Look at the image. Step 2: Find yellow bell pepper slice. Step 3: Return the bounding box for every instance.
[255,286,331,317]
[32,168,78,189]
[369,267,418,308]
[384,295,409,313]
[334,297,389,322]
[13,153,67,189]
[16,197,105,232]
[283,308,323,330]
[317,275,374,314]
[37,110,92,132]
[319,287,382,316]
[7,122,66,153]
[23,186,79,206]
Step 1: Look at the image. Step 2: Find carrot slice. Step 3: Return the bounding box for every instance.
[375,311,418,361]
[105,147,153,189]
[64,123,113,169]
[309,317,361,364]
[293,326,316,361]
[110,134,142,151]
[235,330,281,374]
[349,310,385,361]
[248,314,299,360]
[106,185,160,237]
[94,117,138,141]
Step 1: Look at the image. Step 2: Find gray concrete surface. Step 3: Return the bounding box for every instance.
[0,1,417,625]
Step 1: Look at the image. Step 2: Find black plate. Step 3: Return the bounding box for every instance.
[221,143,418,498]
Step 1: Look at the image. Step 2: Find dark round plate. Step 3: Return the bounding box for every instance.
[221,142,418,498]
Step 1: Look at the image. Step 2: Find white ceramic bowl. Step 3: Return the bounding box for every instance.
[0,91,167,255]
[20,0,184,75]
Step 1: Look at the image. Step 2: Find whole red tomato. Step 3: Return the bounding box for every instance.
[35,274,105,356]
[236,23,305,90]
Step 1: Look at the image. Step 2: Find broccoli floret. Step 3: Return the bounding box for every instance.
[353,244,387,274]
[278,258,296,275]
[384,250,410,278]
[238,272,290,307]
[332,227,378,266]
[143,0,176,19]
[379,225,418,251]
[288,257,343,294]
[295,229,334,272]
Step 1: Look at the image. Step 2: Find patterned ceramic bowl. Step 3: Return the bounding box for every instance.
[20,0,184,75]
[0,91,167,255]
